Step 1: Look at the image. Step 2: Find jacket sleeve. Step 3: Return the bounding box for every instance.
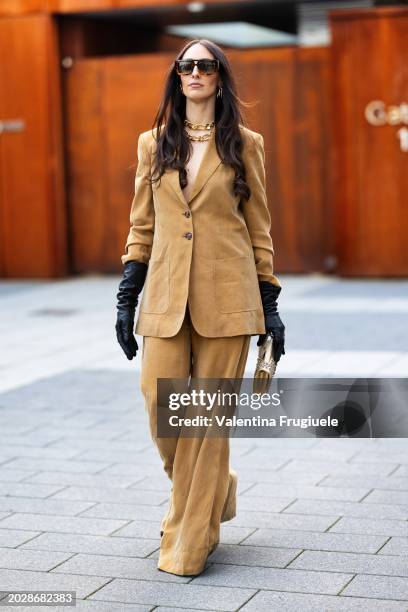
[121,133,155,265]
[241,132,281,288]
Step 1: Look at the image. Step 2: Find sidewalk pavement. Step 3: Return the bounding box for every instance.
[0,274,407,611]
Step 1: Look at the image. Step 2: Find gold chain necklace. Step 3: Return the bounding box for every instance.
[184,127,215,142]
[184,118,215,130]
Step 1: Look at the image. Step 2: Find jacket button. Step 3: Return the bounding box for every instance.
[183,210,191,218]
[184,232,193,240]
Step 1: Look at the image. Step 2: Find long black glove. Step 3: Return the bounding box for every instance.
[257,281,286,362]
[116,260,148,360]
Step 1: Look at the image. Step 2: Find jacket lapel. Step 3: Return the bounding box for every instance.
[166,130,223,207]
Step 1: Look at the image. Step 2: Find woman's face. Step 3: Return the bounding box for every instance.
[178,43,220,101]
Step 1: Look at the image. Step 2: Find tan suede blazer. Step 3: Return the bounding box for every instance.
[121,124,281,338]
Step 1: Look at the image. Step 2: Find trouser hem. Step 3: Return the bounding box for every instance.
[157,538,219,576]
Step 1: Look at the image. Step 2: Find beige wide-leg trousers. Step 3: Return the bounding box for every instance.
[140,302,251,576]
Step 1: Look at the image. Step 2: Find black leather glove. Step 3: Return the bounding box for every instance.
[116,260,148,360]
[257,281,286,362]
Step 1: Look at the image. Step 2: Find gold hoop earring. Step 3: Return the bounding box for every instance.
[216,85,223,99]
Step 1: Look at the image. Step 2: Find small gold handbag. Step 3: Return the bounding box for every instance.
[253,332,277,394]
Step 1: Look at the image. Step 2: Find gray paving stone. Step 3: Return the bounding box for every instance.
[27,426,131,442]
[239,589,407,611]
[0,444,82,460]
[0,568,111,599]
[0,432,70,447]
[283,499,408,520]
[342,574,408,601]
[88,578,256,610]
[9,604,150,612]
[281,460,397,476]
[377,537,408,556]
[0,411,78,423]
[0,513,127,536]
[1,277,407,609]
[110,520,175,540]
[245,449,358,463]
[228,511,338,531]
[364,490,408,505]
[149,543,301,569]
[242,484,369,501]
[100,462,176,477]
[0,547,73,571]
[234,495,295,512]
[77,424,135,439]
[392,465,408,477]
[288,550,408,577]
[75,448,162,463]
[217,525,257,545]
[0,424,35,435]
[329,517,408,537]
[126,475,179,491]
[52,553,190,582]
[242,441,310,453]
[52,415,109,429]
[230,468,325,485]
[25,471,142,487]
[225,456,297,471]
[192,563,351,595]
[52,485,168,505]
[350,451,408,464]
[0,530,40,548]
[21,532,159,557]
[78,502,165,521]
[155,608,217,612]
[370,439,408,450]
[0,497,95,517]
[236,481,258,496]
[0,482,65,498]
[0,469,38,482]
[322,475,408,491]
[4,458,113,474]
[314,439,382,451]
[48,437,149,452]
[242,528,388,553]
[99,463,164,477]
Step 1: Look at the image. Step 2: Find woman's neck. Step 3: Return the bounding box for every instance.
[185,100,215,125]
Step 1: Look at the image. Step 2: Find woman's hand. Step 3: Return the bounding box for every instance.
[257,281,286,362]
[116,309,139,360]
[116,260,148,360]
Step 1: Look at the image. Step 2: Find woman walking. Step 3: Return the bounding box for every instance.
[116,38,285,576]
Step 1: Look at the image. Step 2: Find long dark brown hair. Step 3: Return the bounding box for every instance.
[148,39,255,202]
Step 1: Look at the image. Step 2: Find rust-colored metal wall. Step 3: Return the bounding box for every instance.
[63,53,173,273]
[237,47,334,274]
[329,6,408,276]
[2,4,405,278]
[63,48,332,274]
[0,0,252,16]
[0,14,67,277]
